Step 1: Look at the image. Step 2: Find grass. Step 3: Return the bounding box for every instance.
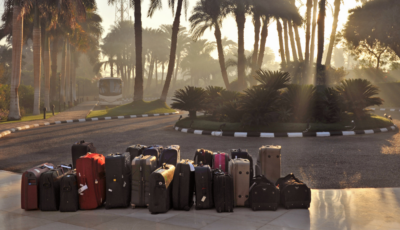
[175,114,394,132]
[87,100,176,119]
[0,112,59,124]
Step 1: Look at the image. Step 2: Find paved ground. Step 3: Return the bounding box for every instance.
[0,170,399,230]
[0,107,399,189]
[0,101,98,133]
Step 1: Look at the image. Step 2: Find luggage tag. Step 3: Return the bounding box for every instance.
[201,196,206,202]
[188,162,195,172]
[78,184,88,195]
[44,164,54,169]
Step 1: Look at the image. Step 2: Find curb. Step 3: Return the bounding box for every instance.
[173,125,399,138]
[370,108,400,112]
[0,112,179,139]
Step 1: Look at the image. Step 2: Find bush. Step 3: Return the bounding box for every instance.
[218,100,244,123]
[18,84,34,113]
[281,84,316,122]
[314,86,342,123]
[171,86,207,118]
[254,70,290,90]
[0,108,8,121]
[204,86,225,116]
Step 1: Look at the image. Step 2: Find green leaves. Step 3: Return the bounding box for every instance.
[171,86,207,118]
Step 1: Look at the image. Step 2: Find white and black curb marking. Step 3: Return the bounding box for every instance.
[0,112,179,139]
[173,125,398,138]
[369,108,400,112]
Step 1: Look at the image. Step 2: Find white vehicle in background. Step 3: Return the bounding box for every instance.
[98,77,124,106]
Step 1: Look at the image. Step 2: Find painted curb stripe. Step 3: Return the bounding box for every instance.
[342,131,356,136]
[260,133,275,138]
[380,128,388,132]
[288,132,303,138]
[234,132,247,137]
[364,130,374,134]
[194,130,203,135]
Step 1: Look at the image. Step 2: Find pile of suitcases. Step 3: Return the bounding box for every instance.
[21,142,312,214]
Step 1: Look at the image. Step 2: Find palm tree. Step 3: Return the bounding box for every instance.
[288,17,298,62]
[283,19,291,63]
[304,0,313,64]
[309,0,318,64]
[325,0,341,68]
[189,0,230,90]
[149,0,188,102]
[32,3,41,115]
[276,19,286,67]
[316,0,326,85]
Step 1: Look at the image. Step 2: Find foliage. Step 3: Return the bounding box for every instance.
[326,67,348,85]
[335,79,383,118]
[254,70,290,90]
[204,86,225,116]
[281,84,316,122]
[0,84,9,111]
[314,86,342,123]
[171,86,207,118]
[18,85,34,114]
[218,100,244,123]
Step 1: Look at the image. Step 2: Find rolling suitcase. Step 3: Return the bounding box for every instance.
[229,158,250,207]
[142,145,163,165]
[76,153,106,210]
[105,153,131,209]
[172,159,195,211]
[39,165,72,211]
[247,175,280,211]
[149,163,175,214]
[160,145,181,166]
[71,140,96,169]
[193,149,213,166]
[125,144,147,161]
[131,155,157,208]
[256,145,281,184]
[194,164,213,210]
[213,170,234,213]
[21,163,55,210]
[276,173,311,209]
[231,149,254,186]
[212,152,230,173]
[60,172,79,212]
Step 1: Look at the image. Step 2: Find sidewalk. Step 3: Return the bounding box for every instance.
[0,170,399,230]
[0,101,98,133]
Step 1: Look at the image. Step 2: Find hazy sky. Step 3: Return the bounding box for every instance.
[97,0,362,62]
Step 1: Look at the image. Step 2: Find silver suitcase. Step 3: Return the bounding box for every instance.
[256,145,281,184]
[229,158,250,207]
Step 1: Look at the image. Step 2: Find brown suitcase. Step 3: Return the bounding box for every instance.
[229,158,250,207]
[256,145,281,184]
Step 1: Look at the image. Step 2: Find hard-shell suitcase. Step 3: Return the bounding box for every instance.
[276,173,311,209]
[172,159,195,211]
[231,149,254,185]
[149,163,175,214]
[213,170,234,213]
[40,165,72,211]
[194,164,213,210]
[247,175,280,211]
[160,145,181,167]
[60,172,79,212]
[142,145,163,165]
[21,163,55,210]
[229,158,250,207]
[256,145,281,184]
[212,152,230,173]
[76,153,106,210]
[125,144,147,161]
[105,153,131,209]
[193,149,213,166]
[71,140,96,169]
[131,155,157,208]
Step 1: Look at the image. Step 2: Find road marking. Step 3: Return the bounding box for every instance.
[288,132,303,138]
[260,133,275,138]
[316,132,330,137]
[364,130,374,134]
[142,114,148,117]
[212,131,222,136]
[105,117,111,120]
[342,131,356,136]
[66,120,73,123]
[130,115,137,118]
[234,132,247,137]
[153,114,159,116]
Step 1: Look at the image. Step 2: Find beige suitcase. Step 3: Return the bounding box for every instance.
[229,158,250,207]
[256,145,281,184]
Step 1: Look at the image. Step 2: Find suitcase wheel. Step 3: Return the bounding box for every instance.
[131,204,136,209]
[184,206,190,211]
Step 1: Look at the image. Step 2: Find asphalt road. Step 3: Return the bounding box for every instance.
[0,110,399,189]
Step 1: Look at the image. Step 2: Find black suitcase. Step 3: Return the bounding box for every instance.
[105,153,131,209]
[172,159,195,211]
[276,173,311,209]
[231,149,254,186]
[149,163,175,214]
[194,149,213,166]
[194,164,213,210]
[60,172,79,212]
[213,170,234,213]
[247,175,280,211]
[142,145,163,164]
[71,140,96,169]
[125,144,147,161]
[131,155,157,208]
[40,165,72,211]
[160,145,181,167]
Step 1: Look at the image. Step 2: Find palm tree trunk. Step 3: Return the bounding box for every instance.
[173,54,181,87]
[9,2,23,120]
[43,32,51,110]
[294,25,303,62]
[310,0,318,64]
[160,0,183,101]
[257,17,269,69]
[134,0,144,101]
[162,62,165,82]
[250,13,260,86]
[145,57,154,90]
[65,42,70,105]
[33,4,41,115]
[276,19,286,67]
[288,20,298,62]
[60,40,66,103]
[235,5,247,90]
[283,20,291,63]
[305,0,313,64]
[214,24,230,89]
[155,60,158,88]
[50,36,59,102]
[325,0,341,68]
[316,0,326,85]
[110,58,114,78]
[70,49,76,103]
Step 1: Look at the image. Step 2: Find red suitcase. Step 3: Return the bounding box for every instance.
[212,152,230,173]
[21,163,55,210]
[76,153,106,210]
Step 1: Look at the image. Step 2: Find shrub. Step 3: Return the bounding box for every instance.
[314,86,342,123]
[0,108,8,121]
[281,84,316,122]
[204,86,225,116]
[0,84,10,110]
[18,84,34,113]
[254,70,290,90]
[336,79,383,118]
[218,100,244,123]
[171,86,207,118]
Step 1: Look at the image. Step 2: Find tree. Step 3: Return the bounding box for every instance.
[325,0,341,67]
[304,0,312,64]
[32,3,41,115]
[189,0,230,89]
[309,0,318,64]
[149,0,188,102]
[316,0,326,85]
